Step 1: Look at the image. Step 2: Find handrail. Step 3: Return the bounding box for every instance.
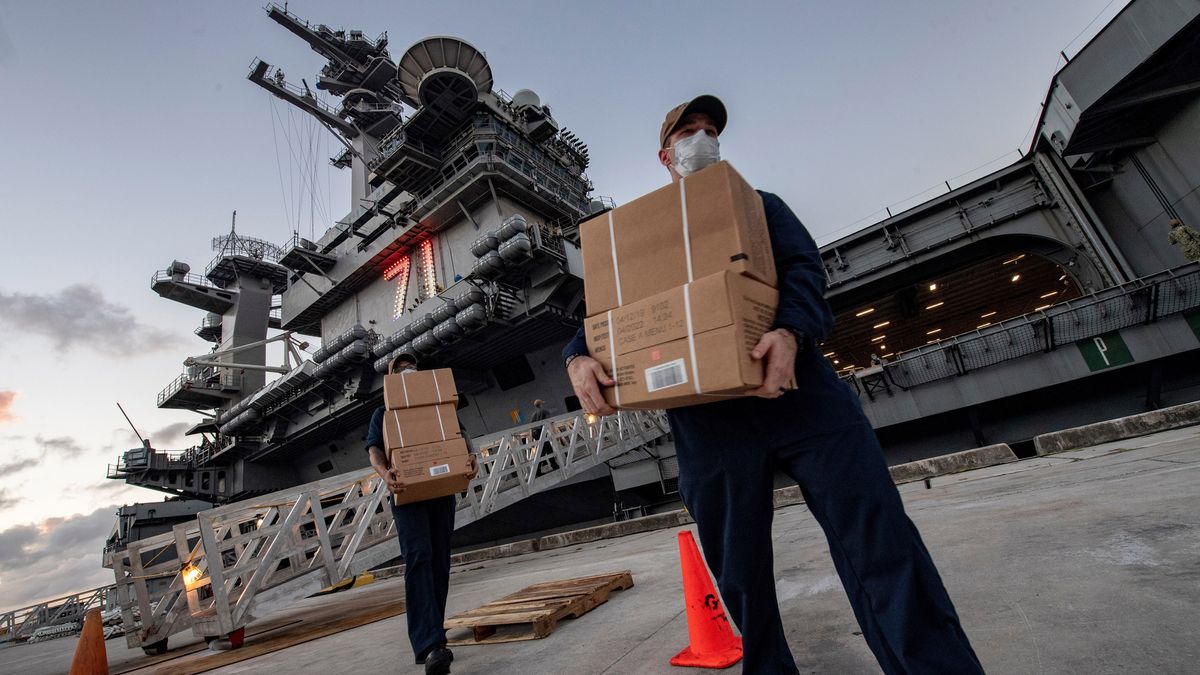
[876,263,1200,391]
[151,269,218,289]
[111,408,669,648]
[0,585,113,643]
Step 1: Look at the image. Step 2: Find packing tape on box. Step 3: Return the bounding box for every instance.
[607,309,621,407]
[391,410,405,446]
[436,404,448,440]
[400,374,411,407]
[605,176,697,309]
[679,178,695,283]
[608,211,623,307]
[683,283,701,394]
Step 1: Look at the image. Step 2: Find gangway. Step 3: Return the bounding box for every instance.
[110,408,669,652]
[0,585,113,644]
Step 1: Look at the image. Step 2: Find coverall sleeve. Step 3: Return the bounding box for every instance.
[364,407,385,452]
[562,325,588,362]
[759,191,835,344]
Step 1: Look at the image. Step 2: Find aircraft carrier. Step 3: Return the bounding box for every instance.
[100,0,1200,557]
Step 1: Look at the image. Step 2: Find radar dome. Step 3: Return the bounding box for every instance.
[511,89,541,109]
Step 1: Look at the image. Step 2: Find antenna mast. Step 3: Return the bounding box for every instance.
[117,402,150,448]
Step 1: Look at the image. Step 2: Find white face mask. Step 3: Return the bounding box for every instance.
[671,130,720,176]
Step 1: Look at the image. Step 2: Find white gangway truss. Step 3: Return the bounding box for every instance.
[110,409,669,652]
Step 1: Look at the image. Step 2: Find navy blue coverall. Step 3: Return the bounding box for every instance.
[366,406,455,662]
[564,192,983,674]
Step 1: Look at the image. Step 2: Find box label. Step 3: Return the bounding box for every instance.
[429,463,450,476]
[646,359,688,392]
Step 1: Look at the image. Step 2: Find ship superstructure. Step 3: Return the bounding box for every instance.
[109,6,621,509]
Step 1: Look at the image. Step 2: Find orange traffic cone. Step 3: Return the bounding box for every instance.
[670,530,743,669]
[68,608,109,675]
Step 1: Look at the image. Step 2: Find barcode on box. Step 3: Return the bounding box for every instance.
[429,463,450,476]
[645,359,688,392]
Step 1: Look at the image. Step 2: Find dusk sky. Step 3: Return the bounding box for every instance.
[0,0,1128,610]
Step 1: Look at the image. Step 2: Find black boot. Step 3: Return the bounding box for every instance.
[423,645,453,675]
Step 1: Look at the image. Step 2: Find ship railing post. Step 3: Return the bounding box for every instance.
[306,490,339,586]
[227,492,307,628]
[337,474,391,579]
[196,511,237,636]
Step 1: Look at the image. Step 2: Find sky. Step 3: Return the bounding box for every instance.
[0,0,1129,610]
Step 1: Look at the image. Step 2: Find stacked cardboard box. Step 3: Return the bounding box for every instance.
[380,369,473,504]
[579,161,786,409]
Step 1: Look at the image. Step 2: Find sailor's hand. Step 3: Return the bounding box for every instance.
[467,454,479,479]
[750,329,797,399]
[384,468,407,493]
[568,355,616,416]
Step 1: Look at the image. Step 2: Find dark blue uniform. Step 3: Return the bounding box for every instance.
[564,192,982,674]
[366,406,456,663]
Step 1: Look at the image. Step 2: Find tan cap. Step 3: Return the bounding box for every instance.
[659,95,727,148]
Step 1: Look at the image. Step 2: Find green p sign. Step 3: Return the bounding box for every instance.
[1077,332,1134,371]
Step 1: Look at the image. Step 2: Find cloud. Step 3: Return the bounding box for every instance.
[118,421,192,448]
[36,435,85,458]
[0,457,39,475]
[0,506,119,609]
[0,488,16,511]
[0,284,186,357]
[0,391,14,422]
[152,422,192,446]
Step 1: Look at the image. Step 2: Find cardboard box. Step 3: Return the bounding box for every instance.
[382,403,461,449]
[388,438,474,505]
[383,368,458,410]
[584,271,793,409]
[579,161,775,315]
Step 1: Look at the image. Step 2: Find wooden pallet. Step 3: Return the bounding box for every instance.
[444,570,634,645]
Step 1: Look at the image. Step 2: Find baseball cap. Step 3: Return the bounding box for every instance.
[659,95,727,148]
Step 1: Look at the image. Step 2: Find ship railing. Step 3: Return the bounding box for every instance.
[113,408,669,649]
[249,57,342,118]
[0,585,114,644]
[458,409,670,525]
[157,368,243,407]
[877,262,1200,392]
[151,269,218,289]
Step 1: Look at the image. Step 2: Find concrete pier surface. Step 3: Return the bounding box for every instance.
[5,424,1198,674]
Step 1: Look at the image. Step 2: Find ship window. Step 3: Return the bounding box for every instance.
[493,355,535,391]
[317,460,334,474]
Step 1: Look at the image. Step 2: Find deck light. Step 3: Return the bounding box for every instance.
[855,308,875,317]
[926,301,944,309]
[182,563,202,586]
